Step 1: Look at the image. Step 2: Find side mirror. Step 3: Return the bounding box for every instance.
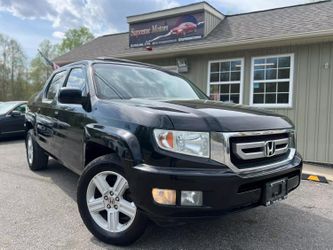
[58,87,83,105]
[11,110,22,117]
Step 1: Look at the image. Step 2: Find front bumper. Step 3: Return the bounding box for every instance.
[126,154,302,224]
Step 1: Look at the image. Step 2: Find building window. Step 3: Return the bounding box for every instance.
[251,54,294,107]
[208,58,244,104]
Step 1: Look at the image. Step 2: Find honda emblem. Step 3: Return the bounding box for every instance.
[265,141,276,157]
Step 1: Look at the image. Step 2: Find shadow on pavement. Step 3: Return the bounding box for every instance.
[0,136,24,144]
[86,200,333,250]
[34,159,79,201]
[134,203,332,249]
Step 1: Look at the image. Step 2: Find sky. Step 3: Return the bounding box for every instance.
[0,0,315,59]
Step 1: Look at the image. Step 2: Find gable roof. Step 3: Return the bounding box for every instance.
[127,1,224,23]
[55,0,333,65]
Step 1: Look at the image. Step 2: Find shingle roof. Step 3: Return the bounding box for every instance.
[55,0,333,65]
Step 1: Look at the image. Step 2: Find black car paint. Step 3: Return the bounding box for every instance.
[0,101,27,138]
[26,60,302,222]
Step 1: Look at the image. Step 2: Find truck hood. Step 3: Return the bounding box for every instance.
[164,99,293,131]
[106,99,293,132]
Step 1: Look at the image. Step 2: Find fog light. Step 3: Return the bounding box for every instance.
[181,191,203,206]
[152,188,176,205]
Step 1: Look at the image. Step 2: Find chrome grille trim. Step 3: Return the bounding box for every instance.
[233,138,289,160]
[211,129,296,174]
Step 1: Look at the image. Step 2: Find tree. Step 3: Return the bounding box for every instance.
[29,40,58,91]
[0,33,29,101]
[58,27,94,54]
[0,34,10,100]
[8,39,26,97]
[0,27,94,101]
[28,27,94,96]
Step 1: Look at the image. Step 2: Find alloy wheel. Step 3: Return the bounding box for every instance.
[86,171,137,233]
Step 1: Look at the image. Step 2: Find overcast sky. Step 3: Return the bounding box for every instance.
[0,0,314,59]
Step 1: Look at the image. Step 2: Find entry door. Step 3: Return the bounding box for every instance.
[36,70,67,158]
[56,67,89,173]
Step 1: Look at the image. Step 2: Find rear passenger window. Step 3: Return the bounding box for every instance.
[65,68,86,90]
[46,71,66,100]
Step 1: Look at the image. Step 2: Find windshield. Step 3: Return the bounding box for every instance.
[0,102,18,115]
[93,63,208,100]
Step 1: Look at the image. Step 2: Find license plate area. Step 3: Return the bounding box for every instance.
[264,178,288,206]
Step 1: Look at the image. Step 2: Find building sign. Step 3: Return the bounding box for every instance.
[129,12,204,48]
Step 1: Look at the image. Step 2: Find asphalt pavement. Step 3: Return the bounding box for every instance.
[0,139,332,250]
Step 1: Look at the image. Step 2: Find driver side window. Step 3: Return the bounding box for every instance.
[65,68,86,91]
[45,71,67,100]
[14,104,27,114]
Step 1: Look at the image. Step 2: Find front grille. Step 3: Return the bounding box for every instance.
[229,133,290,169]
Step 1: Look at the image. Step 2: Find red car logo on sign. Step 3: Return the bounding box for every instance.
[171,22,197,36]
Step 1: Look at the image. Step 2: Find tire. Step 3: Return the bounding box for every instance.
[26,129,48,171]
[77,154,147,246]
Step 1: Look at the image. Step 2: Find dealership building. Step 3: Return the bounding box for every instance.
[55,1,333,165]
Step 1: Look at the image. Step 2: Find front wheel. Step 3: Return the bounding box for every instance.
[77,155,147,246]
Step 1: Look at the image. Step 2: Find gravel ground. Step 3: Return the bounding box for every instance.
[0,139,332,250]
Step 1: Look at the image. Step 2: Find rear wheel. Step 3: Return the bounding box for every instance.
[26,129,48,171]
[77,155,147,246]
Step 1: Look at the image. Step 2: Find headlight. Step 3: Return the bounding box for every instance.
[153,129,210,158]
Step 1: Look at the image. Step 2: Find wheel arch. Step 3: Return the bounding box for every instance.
[25,112,36,132]
[84,124,142,168]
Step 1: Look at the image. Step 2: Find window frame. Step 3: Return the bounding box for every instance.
[207,58,244,104]
[250,53,294,108]
[14,103,27,114]
[43,70,68,103]
[64,67,88,90]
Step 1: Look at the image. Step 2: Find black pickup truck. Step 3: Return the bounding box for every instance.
[25,58,302,246]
